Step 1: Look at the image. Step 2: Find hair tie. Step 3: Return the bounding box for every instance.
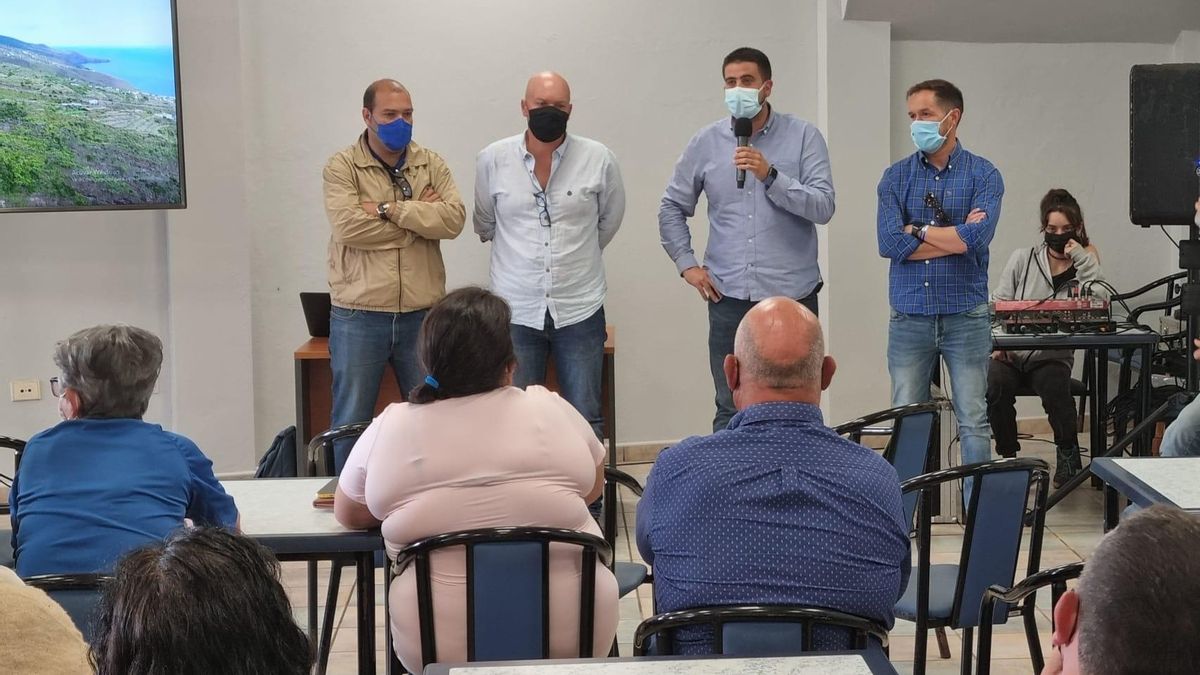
[424,374,440,390]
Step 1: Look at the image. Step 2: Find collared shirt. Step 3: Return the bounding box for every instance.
[658,109,835,301]
[636,402,910,653]
[10,418,239,576]
[876,142,1004,315]
[474,133,625,329]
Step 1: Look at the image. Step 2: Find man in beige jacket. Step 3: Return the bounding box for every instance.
[322,78,465,472]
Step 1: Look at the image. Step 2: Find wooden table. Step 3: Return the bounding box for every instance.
[294,327,616,476]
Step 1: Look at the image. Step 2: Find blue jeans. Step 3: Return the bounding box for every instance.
[708,292,819,433]
[888,303,993,506]
[329,306,426,473]
[1162,395,1200,457]
[511,307,606,440]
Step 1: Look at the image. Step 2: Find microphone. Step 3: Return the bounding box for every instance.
[734,117,752,189]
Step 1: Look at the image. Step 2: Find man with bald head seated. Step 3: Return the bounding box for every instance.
[637,298,910,653]
[322,78,465,473]
[474,71,625,440]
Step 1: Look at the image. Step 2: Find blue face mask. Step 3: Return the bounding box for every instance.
[372,115,412,152]
[910,110,953,154]
[724,86,762,119]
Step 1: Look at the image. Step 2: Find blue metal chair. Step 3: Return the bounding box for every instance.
[393,526,613,670]
[602,467,651,598]
[894,457,1051,675]
[834,400,943,531]
[976,562,1084,675]
[24,572,113,643]
[632,604,889,656]
[302,422,371,675]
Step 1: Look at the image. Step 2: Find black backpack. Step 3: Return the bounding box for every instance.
[255,426,297,478]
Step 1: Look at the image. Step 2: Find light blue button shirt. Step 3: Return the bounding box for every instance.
[474,133,625,329]
[658,109,835,301]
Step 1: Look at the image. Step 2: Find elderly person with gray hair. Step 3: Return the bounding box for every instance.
[10,325,238,577]
[636,298,910,654]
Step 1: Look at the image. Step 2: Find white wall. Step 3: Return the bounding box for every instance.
[243,0,821,450]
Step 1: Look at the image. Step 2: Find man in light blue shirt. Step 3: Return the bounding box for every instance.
[659,47,836,432]
[474,72,625,439]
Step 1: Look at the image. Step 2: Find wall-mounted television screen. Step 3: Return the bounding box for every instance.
[0,0,185,212]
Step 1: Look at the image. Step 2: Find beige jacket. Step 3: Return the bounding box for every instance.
[0,567,92,674]
[323,136,466,312]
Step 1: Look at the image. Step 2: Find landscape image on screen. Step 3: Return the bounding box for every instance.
[0,0,184,210]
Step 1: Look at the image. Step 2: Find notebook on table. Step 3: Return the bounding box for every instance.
[312,477,338,509]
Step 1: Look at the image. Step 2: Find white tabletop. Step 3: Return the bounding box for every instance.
[1111,457,1200,510]
[445,655,877,675]
[220,478,358,537]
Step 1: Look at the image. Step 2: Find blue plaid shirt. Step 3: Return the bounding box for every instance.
[876,142,1004,315]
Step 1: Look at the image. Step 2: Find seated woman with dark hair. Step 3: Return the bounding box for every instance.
[89,527,312,675]
[987,189,1108,487]
[10,325,238,577]
[334,286,617,672]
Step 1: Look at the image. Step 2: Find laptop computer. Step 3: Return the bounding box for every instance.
[300,292,332,338]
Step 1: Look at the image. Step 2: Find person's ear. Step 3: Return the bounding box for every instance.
[821,355,837,391]
[760,79,773,100]
[520,99,530,118]
[724,354,739,393]
[1051,589,1081,652]
[58,388,82,420]
[362,107,372,127]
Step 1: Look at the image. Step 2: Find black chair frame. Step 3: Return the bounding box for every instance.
[832,400,943,468]
[301,422,371,675]
[0,435,26,515]
[24,572,114,641]
[902,458,1051,675]
[632,604,889,656]
[976,562,1084,675]
[392,526,613,669]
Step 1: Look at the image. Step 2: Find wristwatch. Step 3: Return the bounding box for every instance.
[764,165,779,189]
[376,202,390,221]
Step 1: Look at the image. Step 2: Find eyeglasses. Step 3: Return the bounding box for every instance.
[534,191,552,227]
[50,376,65,398]
[924,192,950,226]
[391,172,413,200]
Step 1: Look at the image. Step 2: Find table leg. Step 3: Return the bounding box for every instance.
[1103,484,1120,532]
[296,359,311,477]
[1094,348,1109,458]
[1137,343,1153,456]
[357,552,376,675]
[307,561,318,643]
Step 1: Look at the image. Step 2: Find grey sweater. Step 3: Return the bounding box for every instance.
[991,243,1108,368]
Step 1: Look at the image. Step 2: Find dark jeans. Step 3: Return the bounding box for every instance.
[511,307,606,440]
[708,290,819,432]
[329,306,426,473]
[986,358,1078,455]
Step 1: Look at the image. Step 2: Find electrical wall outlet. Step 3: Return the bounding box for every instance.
[10,379,41,402]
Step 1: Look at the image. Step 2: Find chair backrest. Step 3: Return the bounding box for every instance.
[833,401,941,530]
[305,422,370,476]
[632,605,889,657]
[903,458,1051,629]
[976,562,1084,675]
[600,467,644,555]
[24,573,113,643]
[393,526,613,669]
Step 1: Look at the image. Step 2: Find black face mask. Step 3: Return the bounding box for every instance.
[1044,232,1073,253]
[527,106,569,143]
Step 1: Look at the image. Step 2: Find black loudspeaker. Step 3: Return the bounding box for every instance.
[1130,64,1200,226]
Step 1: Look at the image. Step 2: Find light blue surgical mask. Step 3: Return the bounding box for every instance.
[910,109,954,154]
[372,115,412,152]
[724,86,762,119]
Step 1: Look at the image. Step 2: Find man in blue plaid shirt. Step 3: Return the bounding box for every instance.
[877,80,1004,501]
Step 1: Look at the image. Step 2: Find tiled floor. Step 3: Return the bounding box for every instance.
[283,433,1105,674]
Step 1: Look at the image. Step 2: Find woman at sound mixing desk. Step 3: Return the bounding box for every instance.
[987,188,1108,487]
